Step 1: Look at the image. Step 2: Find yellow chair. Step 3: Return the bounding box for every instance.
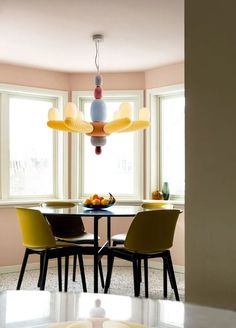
[111,201,172,245]
[16,208,86,292]
[110,202,173,284]
[41,201,76,208]
[104,209,182,300]
[42,202,104,290]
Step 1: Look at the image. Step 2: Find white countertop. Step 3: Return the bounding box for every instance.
[0,291,235,328]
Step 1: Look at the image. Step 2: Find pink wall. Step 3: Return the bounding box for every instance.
[145,62,184,89]
[0,62,185,268]
[0,64,70,91]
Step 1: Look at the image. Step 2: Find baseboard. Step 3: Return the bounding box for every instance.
[0,258,184,274]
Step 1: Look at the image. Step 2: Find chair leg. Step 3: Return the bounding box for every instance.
[99,260,105,288]
[165,251,180,301]
[40,251,49,290]
[138,259,142,283]
[104,253,114,293]
[57,257,62,292]
[78,254,87,292]
[16,249,30,290]
[64,256,69,292]
[132,258,140,297]
[144,257,149,298]
[37,253,44,288]
[72,254,77,282]
[163,257,168,298]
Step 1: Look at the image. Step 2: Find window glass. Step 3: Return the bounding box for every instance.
[160,95,185,198]
[82,101,136,196]
[9,96,54,197]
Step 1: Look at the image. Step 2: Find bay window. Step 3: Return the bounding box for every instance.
[147,85,185,201]
[0,84,68,202]
[71,91,144,201]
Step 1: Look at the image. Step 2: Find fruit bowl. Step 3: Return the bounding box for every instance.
[81,193,116,210]
[80,202,114,210]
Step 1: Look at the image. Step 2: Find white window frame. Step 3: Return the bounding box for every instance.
[71,90,145,201]
[0,84,69,204]
[145,84,185,202]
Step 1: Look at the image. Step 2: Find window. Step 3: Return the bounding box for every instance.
[146,85,185,201]
[160,94,185,198]
[71,91,144,200]
[0,84,68,202]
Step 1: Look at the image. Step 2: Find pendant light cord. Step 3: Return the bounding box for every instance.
[95,39,100,75]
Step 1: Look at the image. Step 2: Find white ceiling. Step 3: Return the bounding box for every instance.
[0,0,184,73]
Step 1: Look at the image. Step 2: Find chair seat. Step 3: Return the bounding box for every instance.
[111,233,126,244]
[57,232,100,244]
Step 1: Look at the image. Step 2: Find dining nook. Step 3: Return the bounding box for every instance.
[1,0,236,327]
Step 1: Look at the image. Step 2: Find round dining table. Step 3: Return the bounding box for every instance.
[34,204,145,293]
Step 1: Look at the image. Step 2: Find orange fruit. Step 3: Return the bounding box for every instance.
[92,198,100,205]
[101,199,109,205]
[83,198,92,205]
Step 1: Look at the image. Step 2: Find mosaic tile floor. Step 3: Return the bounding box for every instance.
[0,265,185,301]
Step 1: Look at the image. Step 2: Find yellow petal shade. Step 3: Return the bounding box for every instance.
[104,118,132,134]
[48,320,93,328]
[48,108,59,121]
[65,102,77,119]
[103,321,147,328]
[119,102,132,119]
[47,120,73,132]
[64,118,93,133]
[119,120,149,132]
[103,322,129,328]
[139,107,150,121]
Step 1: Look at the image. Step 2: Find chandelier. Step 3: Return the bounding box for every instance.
[47,34,150,155]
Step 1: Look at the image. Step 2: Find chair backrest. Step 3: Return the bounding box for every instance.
[41,201,76,208]
[16,208,56,248]
[41,202,85,238]
[45,214,85,238]
[124,209,182,253]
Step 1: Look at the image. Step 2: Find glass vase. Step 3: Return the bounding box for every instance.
[162,182,170,200]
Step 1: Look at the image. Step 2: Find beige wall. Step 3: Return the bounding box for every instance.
[0,62,185,269]
[185,1,236,309]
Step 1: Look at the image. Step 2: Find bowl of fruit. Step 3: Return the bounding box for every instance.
[81,193,116,209]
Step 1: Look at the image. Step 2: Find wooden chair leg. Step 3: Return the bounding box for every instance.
[72,254,77,282]
[165,251,180,301]
[78,254,87,292]
[144,257,149,298]
[104,253,114,293]
[163,257,168,298]
[132,258,140,297]
[57,257,62,292]
[40,251,49,291]
[64,256,69,292]
[16,249,29,290]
